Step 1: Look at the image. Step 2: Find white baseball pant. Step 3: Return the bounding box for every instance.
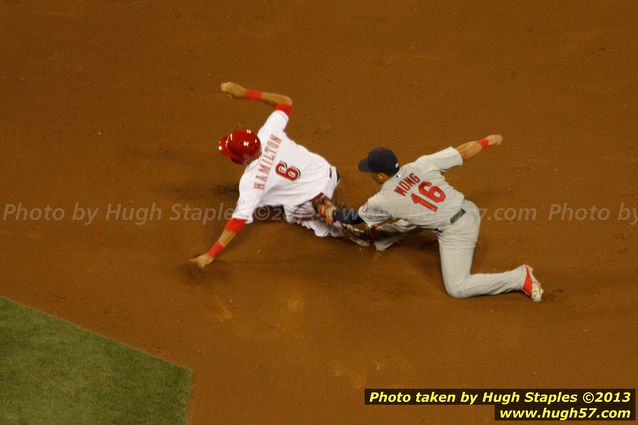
[435,200,526,298]
[376,200,526,298]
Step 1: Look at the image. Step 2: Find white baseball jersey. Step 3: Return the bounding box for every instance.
[232,110,332,223]
[358,147,466,229]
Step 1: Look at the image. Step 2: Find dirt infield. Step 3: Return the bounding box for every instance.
[1,1,637,424]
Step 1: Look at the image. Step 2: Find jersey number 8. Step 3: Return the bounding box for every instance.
[275,161,301,181]
[411,181,446,212]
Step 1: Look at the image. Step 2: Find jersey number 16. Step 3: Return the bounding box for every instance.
[411,181,446,212]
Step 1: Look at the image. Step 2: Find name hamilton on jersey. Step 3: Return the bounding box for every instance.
[253,134,283,190]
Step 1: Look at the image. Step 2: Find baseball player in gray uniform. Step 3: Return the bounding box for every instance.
[321,135,543,301]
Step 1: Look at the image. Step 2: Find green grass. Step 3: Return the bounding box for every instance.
[0,296,192,425]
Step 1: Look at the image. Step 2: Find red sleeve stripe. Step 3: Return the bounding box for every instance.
[275,104,292,117]
[224,218,247,233]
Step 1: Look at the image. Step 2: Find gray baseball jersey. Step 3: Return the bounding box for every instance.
[358,146,530,300]
[358,147,466,229]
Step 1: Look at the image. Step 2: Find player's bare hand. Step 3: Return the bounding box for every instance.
[189,253,215,269]
[220,82,246,99]
[485,134,503,147]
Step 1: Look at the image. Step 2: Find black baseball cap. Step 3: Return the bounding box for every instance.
[358,147,400,175]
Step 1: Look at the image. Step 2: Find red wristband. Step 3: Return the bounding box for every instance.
[478,138,489,149]
[275,104,292,117]
[244,89,263,101]
[207,242,224,258]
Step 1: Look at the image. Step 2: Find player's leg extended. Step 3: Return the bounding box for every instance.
[437,201,526,298]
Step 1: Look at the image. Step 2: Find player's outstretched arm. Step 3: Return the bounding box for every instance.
[320,204,363,226]
[455,134,503,161]
[220,81,293,108]
[189,218,246,269]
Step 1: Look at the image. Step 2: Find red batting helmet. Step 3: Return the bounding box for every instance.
[218,130,261,164]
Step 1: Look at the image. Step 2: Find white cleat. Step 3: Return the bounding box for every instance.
[523,265,543,302]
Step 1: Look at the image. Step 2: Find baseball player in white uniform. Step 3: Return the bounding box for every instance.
[190,82,361,268]
[321,136,544,301]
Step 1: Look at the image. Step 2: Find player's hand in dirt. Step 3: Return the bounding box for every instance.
[485,134,503,147]
[220,81,246,99]
[189,253,215,269]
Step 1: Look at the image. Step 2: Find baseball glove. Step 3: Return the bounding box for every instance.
[312,196,372,247]
[313,196,339,224]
